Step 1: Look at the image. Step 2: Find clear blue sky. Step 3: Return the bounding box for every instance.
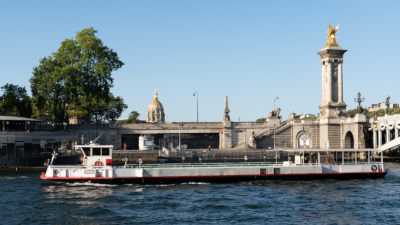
[1,1,399,122]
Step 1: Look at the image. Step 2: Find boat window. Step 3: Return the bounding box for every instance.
[93,148,101,156]
[82,148,90,156]
[102,148,110,156]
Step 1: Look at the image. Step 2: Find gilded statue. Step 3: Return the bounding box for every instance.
[325,23,341,47]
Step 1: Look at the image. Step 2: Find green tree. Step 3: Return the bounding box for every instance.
[0,83,32,117]
[346,107,400,118]
[129,111,140,122]
[30,57,74,124]
[55,27,124,124]
[30,27,124,124]
[256,118,266,122]
[91,95,128,123]
[116,110,141,124]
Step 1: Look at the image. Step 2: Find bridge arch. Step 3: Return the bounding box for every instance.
[344,131,354,149]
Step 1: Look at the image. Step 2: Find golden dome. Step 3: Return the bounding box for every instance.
[147,87,165,123]
[148,87,164,111]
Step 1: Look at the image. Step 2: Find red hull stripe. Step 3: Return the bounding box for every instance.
[41,172,386,180]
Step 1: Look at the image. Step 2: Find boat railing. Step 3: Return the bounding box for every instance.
[48,165,112,169]
[123,162,323,169]
[47,160,384,170]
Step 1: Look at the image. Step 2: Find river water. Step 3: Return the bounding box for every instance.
[1,163,400,225]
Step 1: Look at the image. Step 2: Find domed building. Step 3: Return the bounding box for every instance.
[146,87,165,123]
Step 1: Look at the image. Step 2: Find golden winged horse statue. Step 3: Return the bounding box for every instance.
[325,23,341,47]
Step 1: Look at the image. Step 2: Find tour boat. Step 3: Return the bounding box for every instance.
[40,143,388,185]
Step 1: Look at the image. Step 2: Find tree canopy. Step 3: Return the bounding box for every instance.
[256,118,266,122]
[116,111,141,124]
[30,27,125,124]
[0,83,32,117]
[30,57,74,123]
[90,95,128,123]
[346,107,400,117]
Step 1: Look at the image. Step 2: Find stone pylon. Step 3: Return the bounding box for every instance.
[220,95,232,149]
[223,95,230,122]
[317,46,347,118]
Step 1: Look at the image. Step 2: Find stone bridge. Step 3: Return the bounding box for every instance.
[368,114,400,152]
[68,119,280,150]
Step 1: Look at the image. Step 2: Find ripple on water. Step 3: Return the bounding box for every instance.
[1,165,400,224]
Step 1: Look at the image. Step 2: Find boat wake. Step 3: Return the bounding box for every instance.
[182,182,210,185]
[65,182,118,187]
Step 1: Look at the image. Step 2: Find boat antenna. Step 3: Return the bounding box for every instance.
[92,133,102,144]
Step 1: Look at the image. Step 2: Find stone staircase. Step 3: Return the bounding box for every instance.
[107,129,119,148]
[255,121,290,139]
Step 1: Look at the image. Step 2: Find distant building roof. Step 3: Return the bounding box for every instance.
[0,116,42,122]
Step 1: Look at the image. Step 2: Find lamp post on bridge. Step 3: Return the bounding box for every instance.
[274,97,279,111]
[354,92,365,114]
[274,124,276,150]
[193,91,198,123]
[179,122,183,151]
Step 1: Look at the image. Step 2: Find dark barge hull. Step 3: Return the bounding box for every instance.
[43,171,388,185]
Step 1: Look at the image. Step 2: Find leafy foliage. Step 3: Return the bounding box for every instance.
[30,27,125,124]
[256,118,266,122]
[116,111,141,124]
[30,57,74,123]
[0,83,32,117]
[346,107,400,118]
[129,111,140,121]
[91,95,128,123]
[61,27,124,123]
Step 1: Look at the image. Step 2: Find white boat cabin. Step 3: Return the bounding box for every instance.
[76,143,113,167]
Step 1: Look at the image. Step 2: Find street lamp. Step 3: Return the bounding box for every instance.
[274,97,279,111]
[274,124,276,149]
[179,122,183,151]
[193,91,198,122]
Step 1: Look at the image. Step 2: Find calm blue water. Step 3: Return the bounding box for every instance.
[1,163,400,225]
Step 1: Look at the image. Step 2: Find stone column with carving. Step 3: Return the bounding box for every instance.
[338,62,343,102]
[220,95,232,149]
[378,130,382,147]
[326,61,332,103]
[386,128,390,143]
[317,48,347,118]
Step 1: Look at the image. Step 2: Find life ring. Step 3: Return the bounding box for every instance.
[94,161,102,166]
[371,165,377,172]
[327,157,333,163]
